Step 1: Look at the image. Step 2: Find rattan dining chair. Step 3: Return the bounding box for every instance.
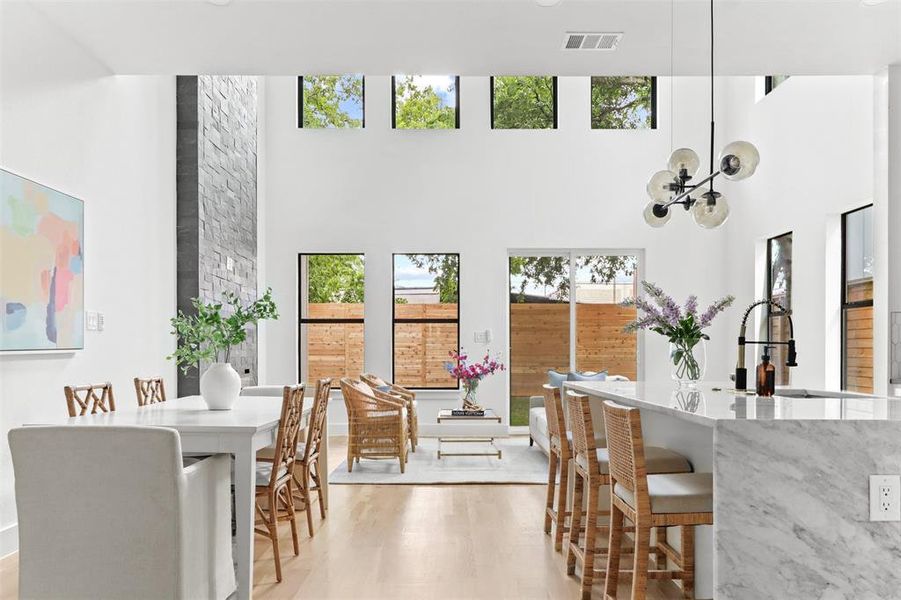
[134,377,167,406]
[64,382,116,417]
[254,384,305,582]
[360,373,419,451]
[339,378,408,473]
[292,377,331,536]
[602,400,713,600]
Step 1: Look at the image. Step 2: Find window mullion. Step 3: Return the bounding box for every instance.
[569,252,577,372]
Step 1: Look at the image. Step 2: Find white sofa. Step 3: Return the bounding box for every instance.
[9,425,235,600]
[529,375,630,455]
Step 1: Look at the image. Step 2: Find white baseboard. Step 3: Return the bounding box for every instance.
[0,523,17,558]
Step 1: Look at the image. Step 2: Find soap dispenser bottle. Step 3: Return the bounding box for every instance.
[756,347,776,397]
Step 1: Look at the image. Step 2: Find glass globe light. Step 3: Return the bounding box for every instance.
[646,170,678,203]
[691,190,730,228]
[718,141,760,181]
[643,201,671,228]
[667,148,701,179]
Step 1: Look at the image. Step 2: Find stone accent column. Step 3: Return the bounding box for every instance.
[176,75,258,395]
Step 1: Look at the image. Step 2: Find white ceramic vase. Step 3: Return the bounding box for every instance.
[199,362,241,410]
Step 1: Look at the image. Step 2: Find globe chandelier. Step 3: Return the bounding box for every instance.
[644,0,760,229]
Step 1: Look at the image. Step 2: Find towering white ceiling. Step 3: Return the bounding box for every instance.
[2,0,900,76]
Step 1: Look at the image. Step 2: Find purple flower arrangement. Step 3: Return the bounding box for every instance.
[445,349,505,384]
[623,281,734,382]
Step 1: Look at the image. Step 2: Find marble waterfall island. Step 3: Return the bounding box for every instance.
[564,380,901,600]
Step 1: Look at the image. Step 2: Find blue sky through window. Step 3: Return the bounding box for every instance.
[395,75,457,109]
[394,254,438,289]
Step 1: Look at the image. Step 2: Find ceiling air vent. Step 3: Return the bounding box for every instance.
[562,32,622,51]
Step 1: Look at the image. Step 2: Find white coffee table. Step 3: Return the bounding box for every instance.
[436,408,503,459]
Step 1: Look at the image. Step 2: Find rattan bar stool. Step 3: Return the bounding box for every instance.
[543,384,606,552]
[602,400,713,600]
[566,390,694,600]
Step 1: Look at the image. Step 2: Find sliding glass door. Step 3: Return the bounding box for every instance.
[508,252,638,426]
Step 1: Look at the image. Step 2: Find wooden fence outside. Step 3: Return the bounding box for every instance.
[509,302,637,398]
[845,279,873,393]
[304,301,637,394]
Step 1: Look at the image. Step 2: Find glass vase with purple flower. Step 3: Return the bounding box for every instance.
[444,349,505,411]
[623,281,734,387]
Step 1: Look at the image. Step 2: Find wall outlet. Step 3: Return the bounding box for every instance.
[869,475,901,522]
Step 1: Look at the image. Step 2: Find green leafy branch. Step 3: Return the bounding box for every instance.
[167,288,279,374]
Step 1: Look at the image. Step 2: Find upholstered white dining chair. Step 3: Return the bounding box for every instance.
[9,425,235,600]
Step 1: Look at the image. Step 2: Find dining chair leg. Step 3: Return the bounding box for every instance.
[301,469,315,538]
[269,491,283,583]
[285,485,300,556]
[681,525,695,599]
[544,450,558,535]
[579,482,600,600]
[604,503,625,600]
[314,459,327,519]
[554,456,570,552]
[566,470,585,576]
[347,446,354,472]
[630,521,652,600]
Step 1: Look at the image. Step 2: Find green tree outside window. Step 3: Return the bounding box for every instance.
[307,255,365,303]
[492,76,556,129]
[591,76,655,129]
[394,76,458,130]
[301,75,364,129]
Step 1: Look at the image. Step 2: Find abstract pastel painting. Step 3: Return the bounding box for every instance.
[1,169,84,351]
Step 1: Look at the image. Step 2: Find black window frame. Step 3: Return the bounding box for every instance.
[766,232,793,385]
[391,75,461,130]
[764,75,789,96]
[489,76,558,130]
[297,75,366,129]
[589,76,658,130]
[766,232,792,317]
[297,253,366,388]
[391,253,461,390]
[840,204,875,391]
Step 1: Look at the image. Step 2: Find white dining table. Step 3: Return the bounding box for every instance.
[38,394,329,600]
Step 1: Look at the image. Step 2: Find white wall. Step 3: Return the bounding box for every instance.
[261,75,740,431]
[0,6,177,555]
[721,76,875,391]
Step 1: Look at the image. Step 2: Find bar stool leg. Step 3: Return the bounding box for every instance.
[655,526,668,569]
[544,449,558,535]
[630,521,652,600]
[681,525,695,599]
[579,481,601,599]
[566,470,585,576]
[604,501,625,600]
[554,456,570,552]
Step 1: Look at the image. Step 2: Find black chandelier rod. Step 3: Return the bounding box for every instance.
[708,0,715,187]
[661,169,721,208]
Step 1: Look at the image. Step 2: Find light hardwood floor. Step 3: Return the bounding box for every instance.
[0,437,681,599]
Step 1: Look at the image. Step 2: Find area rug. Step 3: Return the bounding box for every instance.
[329,437,548,485]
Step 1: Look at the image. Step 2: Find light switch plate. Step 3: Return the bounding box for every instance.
[85,311,98,331]
[226,256,235,272]
[869,475,901,522]
[473,329,492,344]
[96,312,104,332]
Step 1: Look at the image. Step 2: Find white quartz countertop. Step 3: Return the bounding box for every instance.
[563,380,901,427]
